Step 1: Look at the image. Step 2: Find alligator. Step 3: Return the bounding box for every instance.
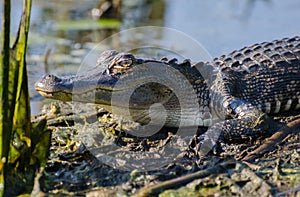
[35,36,300,144]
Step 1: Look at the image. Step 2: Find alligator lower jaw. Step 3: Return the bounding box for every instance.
[35,89,143,110]
[36,90,74,102]
[36,90,53,98]
[36,90,65,101]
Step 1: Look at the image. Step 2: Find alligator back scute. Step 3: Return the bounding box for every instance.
[212,36,300,115]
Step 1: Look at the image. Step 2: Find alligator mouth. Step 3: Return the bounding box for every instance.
[34,81,152,110]
[35,82,113,105]
[35,90,54,98]
[35,82,115,94]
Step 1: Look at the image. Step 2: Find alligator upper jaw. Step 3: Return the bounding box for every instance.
[34,71,121,104]
[34,72,153,110]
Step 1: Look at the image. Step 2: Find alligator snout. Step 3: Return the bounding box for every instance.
[35,74,62,89]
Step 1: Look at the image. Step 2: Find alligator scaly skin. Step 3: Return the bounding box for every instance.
[35,36,300,145]
[203,36,300,143]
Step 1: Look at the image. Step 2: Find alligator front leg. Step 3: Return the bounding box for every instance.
[198,102,279,155]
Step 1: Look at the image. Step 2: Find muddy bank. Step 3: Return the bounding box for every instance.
[32,101,300,196]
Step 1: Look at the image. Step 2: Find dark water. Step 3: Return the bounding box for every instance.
[2,0,300,115]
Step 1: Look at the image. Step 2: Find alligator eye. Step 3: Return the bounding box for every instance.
[109,58,134,75]
[116,58,133,67]
[44,74,60,82]
[45,74,53,80]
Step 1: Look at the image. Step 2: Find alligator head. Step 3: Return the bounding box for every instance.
[35,50,213,127]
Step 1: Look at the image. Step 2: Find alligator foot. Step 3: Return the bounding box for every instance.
[197,114,279,156]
